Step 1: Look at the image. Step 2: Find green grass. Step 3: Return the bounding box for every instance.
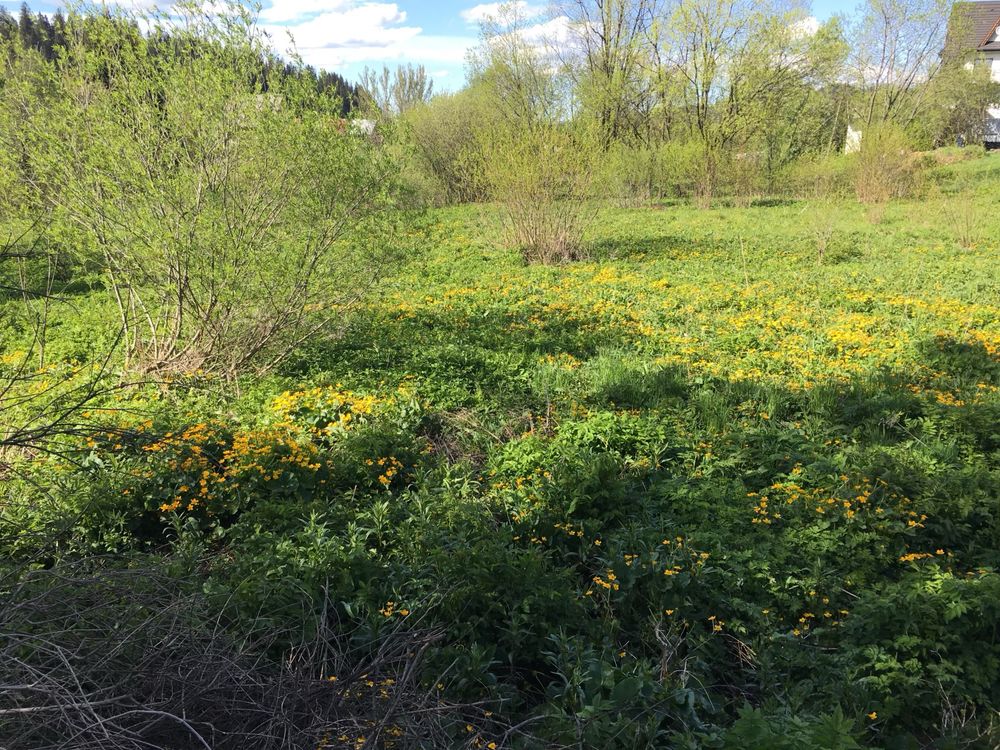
[3,152,1000,748]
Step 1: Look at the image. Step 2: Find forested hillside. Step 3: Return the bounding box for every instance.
[0,2,361,112]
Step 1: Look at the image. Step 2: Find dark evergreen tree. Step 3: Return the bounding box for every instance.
[35,9,54,59]
[17,3,36,48]
[0,6,17,42]
[51,9,66,53]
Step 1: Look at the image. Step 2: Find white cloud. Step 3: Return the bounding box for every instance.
[260,0,480,70]
[521,15,572,45]
[460,1,544,25]
[790,15,820,39]
[260,0,350,23]
[255,0,476,87]
[282,32,475,68]
[481,13,575,57]
[264,3,421,53]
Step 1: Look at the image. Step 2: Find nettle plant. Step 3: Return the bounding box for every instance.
[1,1,401,379]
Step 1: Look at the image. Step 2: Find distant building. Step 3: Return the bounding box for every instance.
[949,1,1000,146]
[844,124,863,154]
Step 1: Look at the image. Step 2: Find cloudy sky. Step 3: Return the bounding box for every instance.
[13,0,855,90]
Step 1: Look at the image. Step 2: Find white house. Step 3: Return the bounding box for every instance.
[954,1,1000,145]
[845,3,1000,152]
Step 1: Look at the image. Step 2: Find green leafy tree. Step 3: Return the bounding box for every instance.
[0,1,401,379]
[403,83,496,204]
[560,0,661,147]
[652,0,824,205]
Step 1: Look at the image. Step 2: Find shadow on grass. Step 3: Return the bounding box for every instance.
[587,233,735,262]
[287,300,644,396]
[918,334,1000,382]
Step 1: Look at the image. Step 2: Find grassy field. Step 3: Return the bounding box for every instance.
[3,153,1000,747]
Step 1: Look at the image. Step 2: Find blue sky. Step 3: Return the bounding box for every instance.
[13,0,860,90]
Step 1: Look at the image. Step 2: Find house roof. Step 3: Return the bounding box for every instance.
[951,1,1000,52]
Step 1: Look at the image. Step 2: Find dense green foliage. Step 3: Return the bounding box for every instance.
[397,0,999,216]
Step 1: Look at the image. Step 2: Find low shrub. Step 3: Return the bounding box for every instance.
[403,85,495,206]
[477,122,597,263]
[654,140,705,199]
[788,152,853,200]
[851,123,916,208]
[596,142,661,208]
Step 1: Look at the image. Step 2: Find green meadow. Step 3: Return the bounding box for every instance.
[4,151,999,748]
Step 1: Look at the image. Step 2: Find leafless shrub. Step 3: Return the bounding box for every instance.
[941,189,986,250]
[0,345,119,471]
[0,227,122,477]
[653,617,690,687]
[811,212,837,263]
[802,201,844,264]
[0,562,487,749]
